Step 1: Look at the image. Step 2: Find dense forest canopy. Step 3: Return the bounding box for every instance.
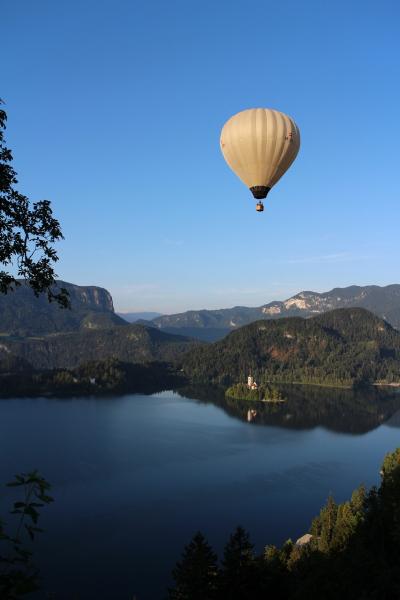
[182,308,400,387]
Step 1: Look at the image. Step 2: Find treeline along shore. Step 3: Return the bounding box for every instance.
[0,357,185,397]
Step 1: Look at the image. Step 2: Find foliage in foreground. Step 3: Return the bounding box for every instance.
[169,448,400,600]
[0,471,53,599]
[0,100,68,307]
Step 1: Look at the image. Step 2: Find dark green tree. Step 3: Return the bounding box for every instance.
[379,448,400,548]
[219,526,261,599]
[263,542,293,599]
[168,532,219,600]
[330,486,365,551]
[310,494,337,553]
[0,100,68,307]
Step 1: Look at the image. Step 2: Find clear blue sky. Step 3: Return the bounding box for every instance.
[3,0,400,313]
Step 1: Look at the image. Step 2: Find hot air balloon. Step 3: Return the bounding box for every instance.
[220,108,300,212]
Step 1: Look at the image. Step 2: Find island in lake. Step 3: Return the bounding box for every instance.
[225,376,286,403]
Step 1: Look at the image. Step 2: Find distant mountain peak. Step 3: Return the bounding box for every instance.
[149,284,400,342]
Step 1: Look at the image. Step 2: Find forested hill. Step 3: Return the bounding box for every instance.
[181,308,400,387]
[148,284,400,341]
[0,280,127,336]
[0,324,200,370]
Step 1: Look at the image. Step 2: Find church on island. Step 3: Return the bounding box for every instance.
[247,375,258,390]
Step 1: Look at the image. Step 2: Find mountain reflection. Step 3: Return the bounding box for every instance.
[176,384,400,434]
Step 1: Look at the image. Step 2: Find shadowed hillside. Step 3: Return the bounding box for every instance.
[0,324,201,370]
[182,308,400,387]
[0,280,126,336]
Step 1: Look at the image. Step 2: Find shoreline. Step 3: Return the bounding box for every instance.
[373,382,400,388]
[225,393,286,404]
[225,379,400,394]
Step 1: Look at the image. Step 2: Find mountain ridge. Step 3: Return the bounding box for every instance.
[148,284,400,340]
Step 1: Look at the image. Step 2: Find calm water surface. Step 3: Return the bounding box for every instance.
[1,386,400,599]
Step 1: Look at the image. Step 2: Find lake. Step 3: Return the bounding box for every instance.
[1,385,400,599]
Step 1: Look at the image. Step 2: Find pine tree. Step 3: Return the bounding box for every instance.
[380,449,400,548]
[168,532,218,600]
[219,526,260,599]
[331,501,358,550]
[312,495,337,553]
[263,542,293,599]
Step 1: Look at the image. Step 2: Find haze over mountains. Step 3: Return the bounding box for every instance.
[117,312,163,323]
[3,281,400,341]
[145,284,400,341]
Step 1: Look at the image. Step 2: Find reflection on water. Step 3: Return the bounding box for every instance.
[247,408,258,422]
[177,384,400,434]
[1,387,400,599]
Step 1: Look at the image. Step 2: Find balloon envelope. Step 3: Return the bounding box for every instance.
[220,108,300,198]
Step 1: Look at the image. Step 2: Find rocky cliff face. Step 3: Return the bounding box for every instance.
[54,281,115,312]
[0,280,125,336]
[261,285,400,325]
